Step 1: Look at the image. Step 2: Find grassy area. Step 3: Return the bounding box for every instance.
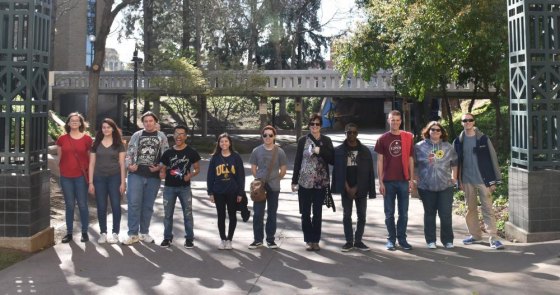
[0,248,30,271]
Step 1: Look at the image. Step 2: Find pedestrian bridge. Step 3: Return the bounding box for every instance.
[50,69,481,98]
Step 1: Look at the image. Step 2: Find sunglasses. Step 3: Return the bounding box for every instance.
[345,131,358,135]
[430,128,442,132]
[262,133,274,138]
[309,122,321,127]
[462,119,475,123]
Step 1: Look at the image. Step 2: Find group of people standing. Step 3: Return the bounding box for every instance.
[56,109,504,252]
[377,110,503,251]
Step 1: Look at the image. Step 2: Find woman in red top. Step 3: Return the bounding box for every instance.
[56,112,93,243]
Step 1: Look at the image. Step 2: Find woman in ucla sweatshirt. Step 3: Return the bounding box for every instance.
[207,133,245,250]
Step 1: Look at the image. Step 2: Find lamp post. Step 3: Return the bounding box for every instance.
[131,46,143,129]
[88,34,96,69]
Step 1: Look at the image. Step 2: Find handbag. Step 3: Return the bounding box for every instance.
[250,146,277,202]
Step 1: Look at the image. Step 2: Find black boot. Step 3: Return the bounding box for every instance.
[61,234,73,243]
[81,232,89,242]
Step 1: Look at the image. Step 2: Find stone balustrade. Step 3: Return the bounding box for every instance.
[50,69,478,98]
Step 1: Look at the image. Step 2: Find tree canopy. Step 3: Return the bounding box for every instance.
[332,0,508,136]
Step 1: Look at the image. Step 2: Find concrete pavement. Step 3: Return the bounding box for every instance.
[1,131,559,294]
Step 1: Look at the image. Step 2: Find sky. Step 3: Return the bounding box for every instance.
[106,0,358,62]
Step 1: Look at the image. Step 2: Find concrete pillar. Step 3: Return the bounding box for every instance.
[0,0,54,252]
[506,0,560,242]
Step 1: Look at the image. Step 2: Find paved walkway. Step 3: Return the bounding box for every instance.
[1,131,559,294]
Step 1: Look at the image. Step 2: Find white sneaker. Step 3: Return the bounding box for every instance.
[444,242,454,249]
[225,240,233,250]
[98,233,107,244]
[107,233,119,244]
[122,235,139,245]
[218,240,226,250]
[427,242,437,249]
[139,234,155,243]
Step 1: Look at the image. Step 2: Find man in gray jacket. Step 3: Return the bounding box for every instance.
[453,113,504,250]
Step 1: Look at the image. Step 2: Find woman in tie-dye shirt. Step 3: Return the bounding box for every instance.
[413,121,458,250]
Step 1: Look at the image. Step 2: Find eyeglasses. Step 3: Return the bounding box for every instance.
[174,132,186,137]
[309,122,321,127]
[345,131,357,135]
[262,133,274,138]
[430,128,442,132]
[462,119,475,123]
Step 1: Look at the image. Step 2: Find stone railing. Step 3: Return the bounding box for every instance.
[50,69,478,98]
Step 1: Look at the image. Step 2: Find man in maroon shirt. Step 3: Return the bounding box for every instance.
[374,110,415,251]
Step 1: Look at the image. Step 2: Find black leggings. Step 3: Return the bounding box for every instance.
[214,193,238,240]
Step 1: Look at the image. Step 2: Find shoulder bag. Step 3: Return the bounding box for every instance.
[250,146,277,202]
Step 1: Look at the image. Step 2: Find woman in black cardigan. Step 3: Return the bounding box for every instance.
[291,114,334,251]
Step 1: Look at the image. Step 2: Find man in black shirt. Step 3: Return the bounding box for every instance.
[159,125,201,248]
[332,123,376,252]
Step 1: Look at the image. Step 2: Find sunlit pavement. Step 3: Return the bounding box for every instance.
[1,130,559,294]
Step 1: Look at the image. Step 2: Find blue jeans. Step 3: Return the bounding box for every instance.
[93,173,122,234]
[126,173,161,236]
[298,186,325,243]
[418,187,454,244]
[252,188,279,243]
[60,175,89,234]
[383,181,410,243]
[341,192,367,243]
[163,186,194,241]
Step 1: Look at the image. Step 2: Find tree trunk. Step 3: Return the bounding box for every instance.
[143,0,154,69]
[440,81,455,139]
[468,77,479,113]
[85,0,138,131]
[490,85,502,146]
[247,0,259,70]
[181,0,191,53]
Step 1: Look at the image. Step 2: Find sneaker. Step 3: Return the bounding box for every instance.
[427,242,437,249]
[122,235,140,245]
[184,240,194,249]
[490,240,505,250]
[267,241,278,249]
[312,243,320,251]
[354,241,370,251]
[386,240,396,251]
[218,240,226,250]
[81,233,89,242]
[444,242,454,249]
[225,240,233,250]
[139,234,155,244]
[61,234,73,243]
[306,243,314,251]
[399,240,413,250]
[160,239,172,247]
[462,236,478,245]
[98,233,107,244]
[107,233,119,244]
[248,241,264,249]
[341,242,353,252]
